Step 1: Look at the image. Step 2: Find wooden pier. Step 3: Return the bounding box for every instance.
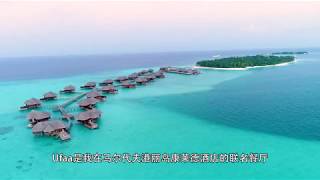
[54,92,87,112]
[161,67,200,75]
[60,92,87,108]
[53,92,87,130]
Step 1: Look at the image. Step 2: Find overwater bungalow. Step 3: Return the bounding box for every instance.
[164,67,200,75]
[191,69,200,75]
[32,120,70,141]
[170,67,180,72]
[180,69,200,75]
[176,68,189,74]
[138,70,149,76]
[60,85,76,93]
[78,98,99,110]
[86,91,106,101]
[101,85,118,94]
[135,78,148,85]
[20,98,41,110]
[40,91,57,101]
[160,67,170,72]
[81,82,96,89]
[99,79,113,86]
[121,81,136,88]
[76,109,102,129]
[154,71,165,78]
[128,73,139,80]
[165,67,181,73]
[115,76,128,83]
[145,75,156,81]
[27,110,50,127]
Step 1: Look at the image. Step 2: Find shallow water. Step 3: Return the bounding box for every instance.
[1,50,320,179]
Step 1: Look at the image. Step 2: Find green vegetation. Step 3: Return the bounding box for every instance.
[272,51,308,55]
[196,55,295,68]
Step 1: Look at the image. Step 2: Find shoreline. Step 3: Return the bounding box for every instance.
[193,59,297,71]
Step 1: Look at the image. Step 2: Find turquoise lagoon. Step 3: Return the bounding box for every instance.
[1,50,320,179]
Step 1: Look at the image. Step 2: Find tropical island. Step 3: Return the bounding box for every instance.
[272,51,308,55]
[196,55,295,69]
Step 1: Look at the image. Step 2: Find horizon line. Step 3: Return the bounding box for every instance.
[0,46,317,59]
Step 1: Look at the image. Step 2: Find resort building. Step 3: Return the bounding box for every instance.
[86,91,106,101]
[154,71,165,78]
[76,109,102,129]
[160,67,170,72]
[162,67,200,75]
[20,98,41,110]
[145,75,156,81]
[99,79,113,86]
[27,110,50,127]
[40,91,57,100]
[121,81,136,88]
[32,120,70,141]
[128,73,139,80]
[101,85,118,94]
[81,82,96,89]
[138,70,149,75]
[191,69,201,75]
[60,85,76,93]
[135,78,148,85]
[115,76,128,83]
[78,98,99,110]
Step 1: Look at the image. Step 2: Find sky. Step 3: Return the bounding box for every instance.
[0,1,319,57]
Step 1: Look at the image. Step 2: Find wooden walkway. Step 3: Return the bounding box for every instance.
[60,92,87,108]
[165,70,200,75]
[54,92,87,130]
[166,71,193,75]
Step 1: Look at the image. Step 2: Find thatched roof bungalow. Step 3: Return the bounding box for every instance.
[135,78,148,85]
[154,71,165,78]
[76,109,102,129]
[78,98,99,110]
[99,79,114,86]
[164,67,200,75]
[27,110,50,127]
[160,67,170,72]
[191,69,200,75]
[20,98,41,110]
[101,85,118,94]
[32,120,70,141]
[115,76,128,83]
[138,70,149,76]
[81,82,96,89]
[128,73,139,80]
[178,68,200,75]
[86,91,106,101]
[60,85,76,93]
[121,81,136,88]
[40,91,57,100]
[145,75,156,81]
